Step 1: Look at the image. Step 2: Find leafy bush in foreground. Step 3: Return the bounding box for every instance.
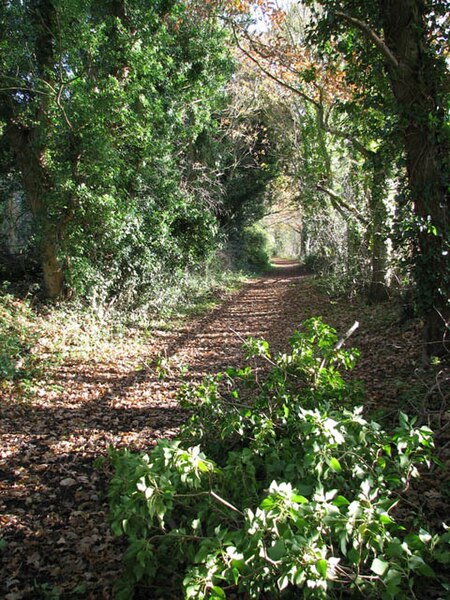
[108,318,448,599]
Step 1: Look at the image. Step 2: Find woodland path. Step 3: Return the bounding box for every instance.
[1,260,447,599]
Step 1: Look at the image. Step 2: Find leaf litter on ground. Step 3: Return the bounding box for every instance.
[0,261,448,598]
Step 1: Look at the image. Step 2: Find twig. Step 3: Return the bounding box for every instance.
[335,321,360,351]
[229,22,320,110]
[174,490,243,516]
[210,490,244,516]
[318,320,359,376]
[229,326,277,366]
[316,183,370,225]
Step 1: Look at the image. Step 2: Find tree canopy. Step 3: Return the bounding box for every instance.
[0,0,448,351]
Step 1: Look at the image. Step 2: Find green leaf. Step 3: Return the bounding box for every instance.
[291,493,308,504]
[409,555,435,577]
[261,497,275,510]
[370,557,389,576]
[316,558,328,578]
[195,544,213,564]
[384,568,402,587]
[210,585,226,599]
[197,460,210,473]
[268,540,286,561]
[277,574,289,591]
[386,541,404,558]
[418,529,432,544]
[379,513,393,524]
[333,495,350,507]
[185,584,199,599]
[383,444,392,457]
[328,457,342,472]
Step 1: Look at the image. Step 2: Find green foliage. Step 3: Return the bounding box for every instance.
[217,93,280,234]
[230,224,272,272]
[301,0,449,349]
[0,262,244,397]
[302,212,369,299]
[0,286,41,382]
[108,318,446,599]
[0,0,245,301]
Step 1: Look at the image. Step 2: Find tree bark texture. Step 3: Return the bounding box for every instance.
[379,0,449,354]
[10,128,65,299]
[1,0,66,298]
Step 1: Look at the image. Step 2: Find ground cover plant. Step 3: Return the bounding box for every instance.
[0,262,245,404]
[0,286,42,384]
[109,318,449,599]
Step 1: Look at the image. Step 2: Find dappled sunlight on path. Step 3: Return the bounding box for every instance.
[0,262,320,598]
[2,261,441,599]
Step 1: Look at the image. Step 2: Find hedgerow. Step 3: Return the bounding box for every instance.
[108,318,449,599]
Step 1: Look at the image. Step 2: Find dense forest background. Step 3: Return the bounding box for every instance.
[0,0,448,352]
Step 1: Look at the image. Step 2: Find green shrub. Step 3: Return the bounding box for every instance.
[231,225,271,272]
[0,287,40,381]
[108,318,447,599]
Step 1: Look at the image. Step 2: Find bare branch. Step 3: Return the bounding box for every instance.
[322,122,373,159]
[231,20,375,165]
[230,24,320,110]
[319,321,359,373]
[335,320,360,350]
[0,86,49,96]
[210,490,244,516]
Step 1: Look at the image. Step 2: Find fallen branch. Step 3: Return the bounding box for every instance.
[319,321,360,374]
[335,320,360,351]
[210,490,244,516]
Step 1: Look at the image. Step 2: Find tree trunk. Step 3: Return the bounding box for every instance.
[10,127,65,299]
[368,227,389,303]
[41,237,65,299]
[379,0,449,355]
[1,0,66,299]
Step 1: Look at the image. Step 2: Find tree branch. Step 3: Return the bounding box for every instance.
[319,320,359,372]
[335,320,360,350]
[230,21,376,163]
[322,121,373,159]
[210,490,244,516]
[316,183,369,225]
[230,24,320,110]
[334,11,399,69]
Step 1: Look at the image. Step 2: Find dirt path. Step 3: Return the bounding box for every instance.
[1,262,448,598]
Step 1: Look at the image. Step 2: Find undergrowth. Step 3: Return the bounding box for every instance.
[108,318,449,599]
[0,286,43,385]
[0,266,245,397]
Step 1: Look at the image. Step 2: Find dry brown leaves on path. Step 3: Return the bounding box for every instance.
[1,261,448,598]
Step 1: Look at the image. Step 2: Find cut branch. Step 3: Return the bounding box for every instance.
[319,321,359,373]
[210,490,244,516]
[335,321,360,351]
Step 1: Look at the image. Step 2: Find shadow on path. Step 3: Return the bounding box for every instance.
[0,261,318,598]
